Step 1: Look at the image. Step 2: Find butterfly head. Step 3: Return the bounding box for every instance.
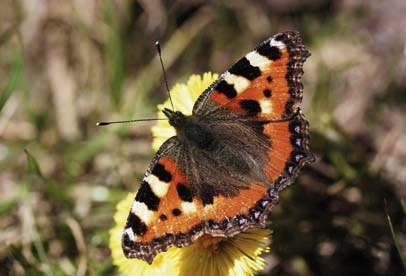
[162,108,187,129]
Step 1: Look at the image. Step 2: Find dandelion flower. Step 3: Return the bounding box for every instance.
[176,229,271,276]
[110,73,272,275]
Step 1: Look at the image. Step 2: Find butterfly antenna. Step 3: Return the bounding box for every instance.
[155,41,174,111]
[96,118,167,127]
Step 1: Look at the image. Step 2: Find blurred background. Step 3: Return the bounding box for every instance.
[0,0,405,275]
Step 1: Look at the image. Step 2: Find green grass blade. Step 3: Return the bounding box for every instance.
[0,47,23,112]
[24,149,44,179]
[386,209,406,269]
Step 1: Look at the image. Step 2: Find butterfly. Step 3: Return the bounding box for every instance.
[122,31,314,263]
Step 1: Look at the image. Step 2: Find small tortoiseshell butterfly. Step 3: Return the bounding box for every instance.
[122,31,314,263]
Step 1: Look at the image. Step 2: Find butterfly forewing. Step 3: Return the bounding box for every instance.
[193,31,308,120]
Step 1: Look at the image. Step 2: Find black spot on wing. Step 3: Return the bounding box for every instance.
[126,213,147,236]
[216,80,237,99]
[176,184,193,202]
[172,208,182,216]
[159,214,167,221]
[257,43,281,61]
[250,120,269,134]
[151,163,172,182]
[274,32,287,42]
[263,89,272,98]
[240,99,261,116]
[135,181,160,211]
[266,76,273,83]
[200,185,218,206]
[229,57,261,81]
[122,232,131,244]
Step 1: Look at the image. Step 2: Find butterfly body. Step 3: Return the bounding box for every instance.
[122,31,314,263]
[163,108,215,150]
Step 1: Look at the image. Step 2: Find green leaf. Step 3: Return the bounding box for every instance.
[24,149,44,179]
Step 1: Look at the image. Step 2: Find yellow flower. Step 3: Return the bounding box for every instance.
[176,229,271,276]
[110,73,272,275]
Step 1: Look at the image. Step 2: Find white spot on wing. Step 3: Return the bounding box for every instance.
[131,201,154,224]
[246,51,270,72]
[270,39,286,48]
[124,228,135,241]
[224,72,250,94]
[144,174,169,198]
[259,100,273,114]
[181,202,197,214]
